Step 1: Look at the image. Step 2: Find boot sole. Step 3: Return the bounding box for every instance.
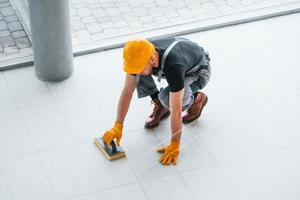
[182,95,208,123]
[144,110,170,129]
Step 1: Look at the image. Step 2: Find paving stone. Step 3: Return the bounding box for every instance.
[71,20,86,31]
[0,35,14,47]
[0,29,9,37]
[12,30,26,39]
[0,6,14,16]
[91,8,106,17]
[140,16,154,23]
[77,7,91,17]
[0,2,10,8]
[100,21,114,29]
[113,20,128,28]
[102,3,114,8]
[19,47,33,54]
[133,7,149,17]
[105,7,121,17]
[4,15,18,22]
[81,16,96,23]
[4,46,18,55]
[15,37,31,48]
[0,20,7,30]
[119,6,131,13]
[96,16,110,23]
[127,0,143,8]
[86,22,102,33]
[178,8,194,18]
[75,30,91,40]
[7,21,23,32]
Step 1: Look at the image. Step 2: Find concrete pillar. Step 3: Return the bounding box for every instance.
[28,0,73,82]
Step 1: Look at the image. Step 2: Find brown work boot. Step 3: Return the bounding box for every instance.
[182,92,208,123]
[144,98,170,129]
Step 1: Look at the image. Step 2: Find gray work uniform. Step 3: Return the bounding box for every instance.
[135,37,211,111]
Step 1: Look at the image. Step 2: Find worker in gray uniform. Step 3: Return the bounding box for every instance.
[101,37,211,165]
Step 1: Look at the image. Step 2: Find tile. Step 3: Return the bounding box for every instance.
[0,154,55,200]
[56,95,107,143]
[219,156,297,200]
[0,110,36,159]
[93,89,155,132]
[208,69,255,113]
[77,142,137,190]
[101,183,147,200]
[263,97,300,147]
[182,165,240,200]
[192,113,253,163]
[20,103,73,151]
[225,102,289,154]
[3,67,52,108]
[258,146,300,199]
[153,123,216,172]
[141,174,194,200]
[38,145,98,199]
[0,170,11,200]
[68,192,103,200]
[0,72,16,113]
[75,48,125,93]
[46,70,86,101]
[121,129,178,180]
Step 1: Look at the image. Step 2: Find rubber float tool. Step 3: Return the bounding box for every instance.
[94,137,125,161]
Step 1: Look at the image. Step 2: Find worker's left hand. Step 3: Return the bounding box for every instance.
[157,141,180,165]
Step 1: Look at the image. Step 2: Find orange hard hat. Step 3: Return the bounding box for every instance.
[123,39,155,74]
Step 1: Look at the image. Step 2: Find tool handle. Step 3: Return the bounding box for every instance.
[110,140,117,153]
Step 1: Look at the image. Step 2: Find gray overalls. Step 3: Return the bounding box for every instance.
[136,37,211,111]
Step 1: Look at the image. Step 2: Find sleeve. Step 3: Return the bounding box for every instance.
[165,65,185,92]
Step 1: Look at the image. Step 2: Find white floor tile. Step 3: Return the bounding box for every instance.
[46,70,87,101]
[0,154,55,200]
[0,73,16,113]
[77,142,137,190]
[181,165,240,200]
[121,129,178,180]
[3,67,52,108]
[263,97,300,147]
[20,102,73,151]
[219,156,297,200]
[38,145,98,199]
[192,113,253,163]
[0,110,36,159]
[70,193,103,200]
[225,102,289,154]
[0,170,11,200]
[93,90,155,132]
[74,49,125,94]
[141,174,195,200]
[153,123,216,172]
[101,183,147,200]
[56,95,107,143]
[258,146,300,199]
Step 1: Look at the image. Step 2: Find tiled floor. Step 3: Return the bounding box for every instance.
[0,13,300,200]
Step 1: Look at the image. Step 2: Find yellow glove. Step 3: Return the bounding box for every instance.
[102,122,123,146]
[157,141,180,165]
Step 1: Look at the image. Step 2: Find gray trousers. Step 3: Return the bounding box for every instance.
[136,54,211,111]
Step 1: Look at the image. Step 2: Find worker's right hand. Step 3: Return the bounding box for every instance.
[102,122,123,146]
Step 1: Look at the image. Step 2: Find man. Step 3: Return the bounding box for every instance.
[102,37,211,165]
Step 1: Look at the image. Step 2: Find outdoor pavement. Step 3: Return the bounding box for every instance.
[1,0,300,64]
[0,11,300,200]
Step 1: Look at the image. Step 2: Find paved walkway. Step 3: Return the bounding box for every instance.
[1,12,300,200]
[0,0,31,58]
[0,0,300,64]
